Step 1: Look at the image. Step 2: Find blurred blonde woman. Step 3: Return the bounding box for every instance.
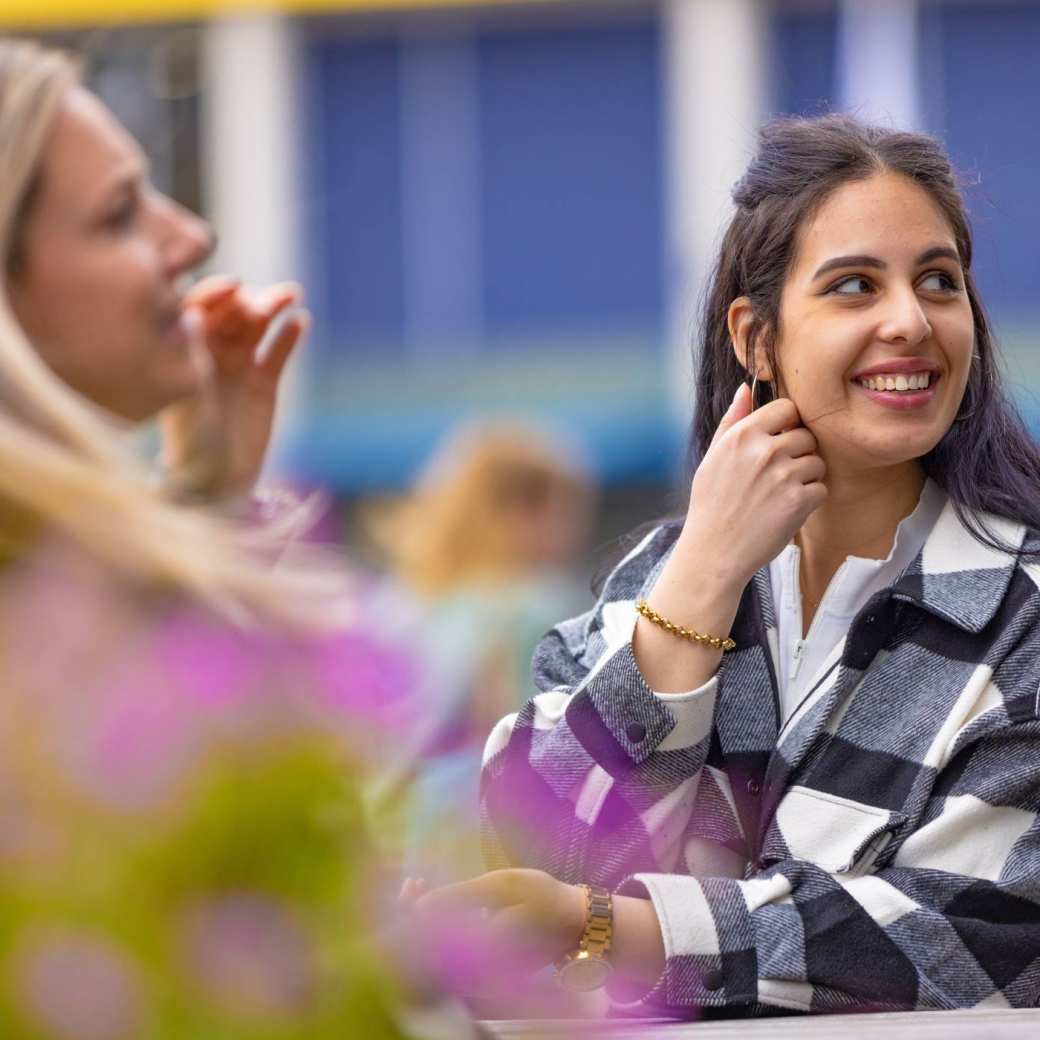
[367,421,595,883]
[0,40,446,1038]
[376,422,593,597]
[0,38,343,626]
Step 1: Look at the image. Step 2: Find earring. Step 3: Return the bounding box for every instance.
[749,371,771,412]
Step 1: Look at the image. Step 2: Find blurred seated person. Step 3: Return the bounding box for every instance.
[364,422,596,884]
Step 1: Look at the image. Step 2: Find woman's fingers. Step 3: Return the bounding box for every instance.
[258,282,303,318]
[201,283,303,343]
[774,426,818,459]
[416,871,511,916]
[715,394,803,447]
[189,284,248,339]
[748,396,802,435]
[258,311,309,380]
[184,274,239,309]
[710,382,753,445]
[788,452,827,485]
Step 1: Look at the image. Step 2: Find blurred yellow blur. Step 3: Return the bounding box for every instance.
[0,0,554,30]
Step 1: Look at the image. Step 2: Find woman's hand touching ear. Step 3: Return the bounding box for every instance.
[634,383,826,694]
[684,382,827,588]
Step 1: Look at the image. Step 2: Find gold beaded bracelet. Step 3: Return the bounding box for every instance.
[635,599,736,652]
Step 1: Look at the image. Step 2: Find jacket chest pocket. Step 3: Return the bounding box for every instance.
[757,785,907,877]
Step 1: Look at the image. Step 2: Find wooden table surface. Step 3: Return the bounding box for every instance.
[482,1008,1040,1039]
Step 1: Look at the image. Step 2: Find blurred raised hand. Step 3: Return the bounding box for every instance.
[160,275,310,501]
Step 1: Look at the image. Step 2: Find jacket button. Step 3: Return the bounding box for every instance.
[626,722,647,743]
[746,779,761,797]
[702,969,723,992]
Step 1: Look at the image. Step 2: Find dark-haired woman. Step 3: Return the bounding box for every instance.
[411,116,1040,1017]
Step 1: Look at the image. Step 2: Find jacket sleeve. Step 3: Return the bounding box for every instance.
[616,644,1040,1014]
[480,525,722,889]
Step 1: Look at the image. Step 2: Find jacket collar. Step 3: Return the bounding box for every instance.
[891,499,1026,633]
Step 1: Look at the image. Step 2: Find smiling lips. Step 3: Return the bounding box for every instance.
[857,372,932,393]
[853,362,940,410]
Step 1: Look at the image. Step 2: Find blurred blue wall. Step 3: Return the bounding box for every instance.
[290,0,1040,493]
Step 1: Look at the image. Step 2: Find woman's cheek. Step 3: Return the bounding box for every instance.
[791,374,846,428]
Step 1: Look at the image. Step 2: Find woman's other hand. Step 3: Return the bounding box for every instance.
[404,869,665,1002]
[419,869,585,973]
[160,275,310,500]
[404,869,584,995]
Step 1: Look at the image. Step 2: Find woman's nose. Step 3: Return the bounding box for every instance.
[878,288,933,346]
[155,193,215,274]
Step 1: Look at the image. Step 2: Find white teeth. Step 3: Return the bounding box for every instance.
[860,372,932,392]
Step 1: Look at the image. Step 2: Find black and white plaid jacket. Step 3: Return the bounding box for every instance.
[481,501,1040,1015]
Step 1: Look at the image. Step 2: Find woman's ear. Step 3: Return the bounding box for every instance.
[727,297,773,381]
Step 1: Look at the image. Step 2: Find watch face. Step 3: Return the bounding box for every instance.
[559,953,612,992]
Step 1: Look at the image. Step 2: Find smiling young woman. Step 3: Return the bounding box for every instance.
[414,116,1040,1017]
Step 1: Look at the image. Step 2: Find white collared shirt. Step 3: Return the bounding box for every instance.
[768,478,947,723]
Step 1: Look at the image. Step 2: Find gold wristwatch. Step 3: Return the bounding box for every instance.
[555,884,613,991]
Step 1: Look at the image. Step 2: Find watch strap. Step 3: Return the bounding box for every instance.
[581,884,612,957]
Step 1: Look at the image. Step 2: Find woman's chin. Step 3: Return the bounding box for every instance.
[823,427,944,473]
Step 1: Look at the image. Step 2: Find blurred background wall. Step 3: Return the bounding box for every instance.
[6,0,1040,559]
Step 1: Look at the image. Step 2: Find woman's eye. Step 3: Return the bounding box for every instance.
[918,271,959,293]
[829,275,874,296]
[105,194,139,231]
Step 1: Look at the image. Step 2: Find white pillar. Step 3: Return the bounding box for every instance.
[201,15,301,283]
[838,0,920,129]
[200,15,304,475]
[663,0,766,437]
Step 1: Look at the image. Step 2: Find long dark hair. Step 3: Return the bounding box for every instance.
[693,113,1040,556]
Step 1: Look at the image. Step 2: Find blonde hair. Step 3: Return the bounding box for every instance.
[368,420,592,598]
[0,39,348,629]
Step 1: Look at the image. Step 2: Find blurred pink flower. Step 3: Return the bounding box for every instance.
[152,608,268,708]
[9,928,146,1040]
[82,677,202,812]
[179,891,315,1023]
[307,629,418,738]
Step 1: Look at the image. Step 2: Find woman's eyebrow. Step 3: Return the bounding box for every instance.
[812,254,885,280]
[916,245,961,266]
[811,245,962,281]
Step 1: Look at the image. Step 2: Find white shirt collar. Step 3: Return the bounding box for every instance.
[769,478,948,719]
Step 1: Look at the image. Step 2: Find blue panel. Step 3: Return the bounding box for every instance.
[302,35,404,354]
[926,1,1040,322]
[284,394,679,491]
[770,1,838,117]
[477,21,664,340]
